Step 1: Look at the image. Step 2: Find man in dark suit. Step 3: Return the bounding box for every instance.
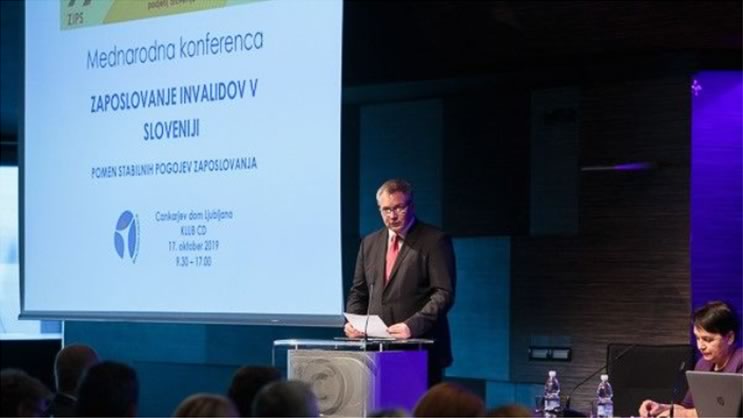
[345,179,456,386]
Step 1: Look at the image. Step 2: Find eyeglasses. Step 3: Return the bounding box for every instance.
[379,205,409,216]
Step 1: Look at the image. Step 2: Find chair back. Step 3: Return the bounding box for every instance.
[607,343,694,418]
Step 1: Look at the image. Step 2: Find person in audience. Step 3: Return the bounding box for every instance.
[48,343,100,417]
[0,368,50,417]
[369,408,409,417]
[485,403,533,417]
[251,380,319,417]
[227,365,281,417]
[173,393,239,417]
[345,179,457,386]
[413,382,485,417]
[76,361,139,417]
[639,300,742,418]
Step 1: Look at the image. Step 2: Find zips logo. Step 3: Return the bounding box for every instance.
[114,211,139,263]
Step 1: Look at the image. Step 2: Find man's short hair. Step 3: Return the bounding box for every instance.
[54,344,100,393]
[376,179,414,204]
[251,380,319,417]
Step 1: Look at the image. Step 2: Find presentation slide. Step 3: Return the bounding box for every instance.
[22,0,343,325]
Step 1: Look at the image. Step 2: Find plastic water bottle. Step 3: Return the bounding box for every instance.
[596,374,614,418]
[543,370,561,418]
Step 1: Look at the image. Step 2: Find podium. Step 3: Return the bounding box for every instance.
[273,338,432,417]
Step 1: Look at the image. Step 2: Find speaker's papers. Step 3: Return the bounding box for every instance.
[344,313,393,338]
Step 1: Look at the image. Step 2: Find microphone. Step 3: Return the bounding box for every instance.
[668,361,686,418]
[565,344,637,411]
[362,282,374,346]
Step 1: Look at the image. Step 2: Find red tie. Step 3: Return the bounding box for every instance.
[385,234,400,283]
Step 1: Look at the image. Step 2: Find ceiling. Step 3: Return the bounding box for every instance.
[1,0,741,158]
[342,1,741,85]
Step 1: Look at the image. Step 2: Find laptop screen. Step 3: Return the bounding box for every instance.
[685,371,743,418]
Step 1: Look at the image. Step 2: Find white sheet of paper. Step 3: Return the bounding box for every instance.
[344,313,392,338]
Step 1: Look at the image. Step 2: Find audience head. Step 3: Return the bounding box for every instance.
[0,368,50,417]
[173,393,239,417]
[251,380,319,417]
[485,403,533,417]
[413,382,485,417]
[76,361,139,417]
[369,407,409,417]
[227,365,281,417]
[54,343,100,394]
[692,301,740,366]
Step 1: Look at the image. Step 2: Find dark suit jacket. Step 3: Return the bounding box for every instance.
[346,220,456,367]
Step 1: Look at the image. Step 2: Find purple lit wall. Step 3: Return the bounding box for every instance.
[691,71,743,331]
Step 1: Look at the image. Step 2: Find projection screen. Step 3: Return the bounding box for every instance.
[21,0,344,326]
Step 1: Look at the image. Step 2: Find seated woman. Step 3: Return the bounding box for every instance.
[639,301,742,418]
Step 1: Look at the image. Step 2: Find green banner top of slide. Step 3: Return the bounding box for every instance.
[60,0,263,30]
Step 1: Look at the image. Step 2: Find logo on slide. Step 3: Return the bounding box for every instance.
[114,210,139,263]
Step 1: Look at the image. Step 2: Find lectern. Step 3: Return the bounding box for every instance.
[273,339,432,417]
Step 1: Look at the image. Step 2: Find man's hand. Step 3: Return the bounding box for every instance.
[344,322,365,338]
[388,322,411,339]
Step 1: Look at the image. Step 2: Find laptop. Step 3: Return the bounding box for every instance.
[685,371,743,418]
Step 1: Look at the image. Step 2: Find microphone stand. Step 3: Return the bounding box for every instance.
[565,344,637,411]
[668,361,686,418]
[361,282,374,418]
[362,283,374,348]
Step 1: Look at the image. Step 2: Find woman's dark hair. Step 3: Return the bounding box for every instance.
[693,301,740,338]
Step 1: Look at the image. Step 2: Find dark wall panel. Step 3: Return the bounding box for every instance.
[530,87,580,236]
[359,99,443,235]
[447,237,510,382]
[511,76,691,411]
[443,90,530,236]
[0,338,61,390]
